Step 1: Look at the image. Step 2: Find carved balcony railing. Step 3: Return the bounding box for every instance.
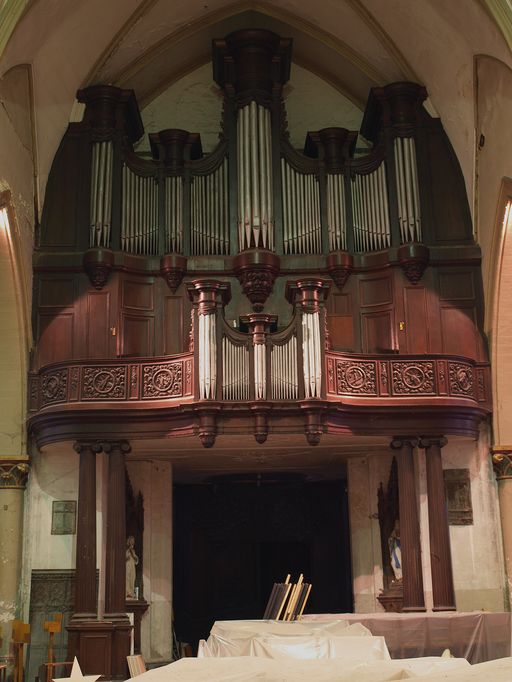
[28,351,490,417]
[29,353,194,413]
[326,352,490,407]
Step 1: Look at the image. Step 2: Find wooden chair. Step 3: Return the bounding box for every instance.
[0,663,7,682]
[127,655,147,678]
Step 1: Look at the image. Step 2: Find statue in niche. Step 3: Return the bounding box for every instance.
[126,535,139,599]
[377,458,403,612]
[388,519,402,581]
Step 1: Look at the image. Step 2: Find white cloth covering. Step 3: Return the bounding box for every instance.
[135,656,472,682]
[198,619,379,659]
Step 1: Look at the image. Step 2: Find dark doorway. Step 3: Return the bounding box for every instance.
[173,476,352,646]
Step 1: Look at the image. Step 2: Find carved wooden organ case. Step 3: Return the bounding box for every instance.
[29,29,491,448]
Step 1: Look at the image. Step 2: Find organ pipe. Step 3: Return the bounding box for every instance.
[90,141,113,247]
[165,176,183,253]
[237,102,273,251]
[302,312,322,399]
[190,158,229,256]
[199,312,217,400]
[121,165,159,254]
[281,158,321,255]
[221,336,249,400]
[271,336,298,400]
[351,163,391,253]
[394,137,422,243]
[327,173,347,251]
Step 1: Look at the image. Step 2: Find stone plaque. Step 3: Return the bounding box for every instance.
[51,500,77,535]
[444,469,473,525]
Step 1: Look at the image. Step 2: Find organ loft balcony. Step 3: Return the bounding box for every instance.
[29,29,491,449]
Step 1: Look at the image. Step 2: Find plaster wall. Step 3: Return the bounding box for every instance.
[444,430,506,612]
[22,450,79,575]
[126,460,173,664]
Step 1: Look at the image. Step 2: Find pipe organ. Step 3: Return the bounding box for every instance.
[34,27,484,449]
[30,28,492,677]
[77,30,457,263]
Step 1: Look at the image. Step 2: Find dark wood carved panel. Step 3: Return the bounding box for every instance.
[81,366,127,400]
[122,279,154,311]
[38,278,77,307]
[362,310,395,353]
[39,133,90,249]
[360,276,393,307]
[440,305,478,358]
[439,271,475,301]
[403,286,429,354]
[391,361,435,395]
[86,291,110,358]
[37,313,74,366]
[164,296,184,355]
[120,315,154,357]
[142,361,183,399]
[425,127,473,244]
[327,292,354,351]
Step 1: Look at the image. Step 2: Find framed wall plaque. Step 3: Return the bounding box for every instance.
[443,469,473,525]
[51,500,77,534]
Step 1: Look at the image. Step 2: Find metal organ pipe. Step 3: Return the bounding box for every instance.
[302,312,322,399]
[280,159,321,255]
[237,102,273,251]
[351,164,391,253]
[271,335,298,400]
[327,173,347,251]
[394,137,422,243]
[165,176,183,253]
[221,336,249,400]
[121,165,159,254]
[190,158,229,256]
[90,141,113,247]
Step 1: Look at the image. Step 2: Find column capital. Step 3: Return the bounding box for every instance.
[240,313,277,344]
[285,279,330,312]
[186,279,231,314]
[492,446,512,480]
[0,460,29,489]
[102,440,131,455]
[419,436,448,450]
[390,437,419,450]
[73,441,103,455]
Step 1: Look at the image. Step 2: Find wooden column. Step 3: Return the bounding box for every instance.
[391,438,425,611]
[420,437,455,610]
[104,441,132,679]
[72,442,101,619]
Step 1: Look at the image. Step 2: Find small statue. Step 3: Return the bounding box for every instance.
[388,519,402,581]
[125,535,139,598]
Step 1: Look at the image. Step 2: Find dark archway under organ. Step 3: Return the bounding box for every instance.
[173,476,352,646]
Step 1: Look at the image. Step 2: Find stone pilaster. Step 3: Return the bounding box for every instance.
[492,446,512,607]
[0,459,29,656]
